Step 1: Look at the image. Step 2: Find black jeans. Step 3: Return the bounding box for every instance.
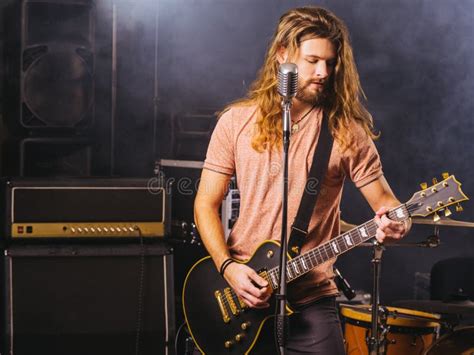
[285,297,345,354]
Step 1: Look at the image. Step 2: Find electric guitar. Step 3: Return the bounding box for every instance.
[182,175,468,354]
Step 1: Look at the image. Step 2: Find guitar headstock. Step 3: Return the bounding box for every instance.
[406,175,469,219]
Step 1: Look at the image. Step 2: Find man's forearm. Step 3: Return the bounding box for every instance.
[194,204,231,271]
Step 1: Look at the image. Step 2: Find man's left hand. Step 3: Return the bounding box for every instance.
[374,206,410,243]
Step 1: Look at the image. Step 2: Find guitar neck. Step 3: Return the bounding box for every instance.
[266,204,410,288]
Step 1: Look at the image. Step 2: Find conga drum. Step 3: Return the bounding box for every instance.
[340,304,440,355]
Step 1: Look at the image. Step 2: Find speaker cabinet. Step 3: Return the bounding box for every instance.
[6,0,96,130]
[2,243,175,355]
[19,137,92,177]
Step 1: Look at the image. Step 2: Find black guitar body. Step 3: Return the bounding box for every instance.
[183,240,283,354]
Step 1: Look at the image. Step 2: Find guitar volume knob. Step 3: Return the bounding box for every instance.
[241,321,251,330]
[235,333,245,342]
[224,340,234,348]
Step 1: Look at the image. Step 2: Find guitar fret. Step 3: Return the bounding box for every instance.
[290,262,297,277]
[309,249,318,266]
[344,234,354,247]
[265,203,412,286]
[322,245,330,260]
[340,235,348,250]
[358,226,368,238]
[293,260,300,274]
[367,221,377,237]
[323,244,333,260]
[301,257,308,270]
[314,249,322,264]
[337,237,347,252]
[351,229,361,244]
[303,252,316,269]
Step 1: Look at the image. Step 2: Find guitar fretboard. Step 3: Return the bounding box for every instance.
[265,204,410,289]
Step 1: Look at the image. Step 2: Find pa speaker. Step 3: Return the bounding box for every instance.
[4,0,95,130]
[2,243,175,355]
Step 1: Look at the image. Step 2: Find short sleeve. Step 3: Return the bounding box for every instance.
[342,122,383,188]
[203,108,235,175]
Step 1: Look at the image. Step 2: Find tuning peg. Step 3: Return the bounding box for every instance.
[433,212,441,222]
[444,208,452,217]
[420,182,428,190]
[432,178,438,185]
[442,172,449,180]
[456,203,464,212]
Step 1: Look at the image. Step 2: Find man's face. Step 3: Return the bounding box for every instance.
[280,38,337,106]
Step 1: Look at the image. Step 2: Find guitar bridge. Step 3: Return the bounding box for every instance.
[214,290,231,323]
[224,287,239,316]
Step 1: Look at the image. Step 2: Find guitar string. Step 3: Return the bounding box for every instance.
[268,199,436,284]
[270,204,412,283]
[219,203,418,312]
[218,186,459,314]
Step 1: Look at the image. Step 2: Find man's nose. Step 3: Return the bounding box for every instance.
[315,62,329,79]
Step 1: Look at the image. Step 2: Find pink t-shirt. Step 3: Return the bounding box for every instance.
[203,104,383,305]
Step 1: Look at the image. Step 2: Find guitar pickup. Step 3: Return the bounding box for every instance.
[214,290,231,323]
[224,287,239,316]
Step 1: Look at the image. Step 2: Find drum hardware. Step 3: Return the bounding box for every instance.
[348,199,473,353]
[358,229,443,354]
[360,232,441,249]
[393,300,474,316]
[424,326,474,355]
[412,216,474,228]
[340,304,441,355]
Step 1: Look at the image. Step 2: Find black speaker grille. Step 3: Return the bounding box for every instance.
[23,50,94,127]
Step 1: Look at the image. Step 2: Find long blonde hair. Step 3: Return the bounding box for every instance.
[226,6,377,152]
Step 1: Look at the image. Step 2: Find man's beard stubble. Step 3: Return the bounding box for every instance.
[295,79,330,107]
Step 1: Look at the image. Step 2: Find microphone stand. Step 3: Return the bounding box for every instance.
[276,98,292,354]
[368,240,385,355]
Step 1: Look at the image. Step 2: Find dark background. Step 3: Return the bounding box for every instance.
[0,0,473,324]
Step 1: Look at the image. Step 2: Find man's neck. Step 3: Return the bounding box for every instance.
[291,99,318,120]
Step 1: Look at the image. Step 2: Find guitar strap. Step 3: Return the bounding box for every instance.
[288,110,334,258]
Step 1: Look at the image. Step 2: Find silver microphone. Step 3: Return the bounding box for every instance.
[277,63,298,101]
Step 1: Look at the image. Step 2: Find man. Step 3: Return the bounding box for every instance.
[194,6,410,354]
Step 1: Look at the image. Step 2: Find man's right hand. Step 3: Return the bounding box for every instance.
[223,262,271,309]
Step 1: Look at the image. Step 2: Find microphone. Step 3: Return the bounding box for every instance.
[277,63,298,102]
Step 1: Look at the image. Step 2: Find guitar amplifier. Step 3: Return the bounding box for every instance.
[3,178,170,239]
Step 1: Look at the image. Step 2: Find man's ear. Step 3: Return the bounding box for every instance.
[276,46,288,64]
